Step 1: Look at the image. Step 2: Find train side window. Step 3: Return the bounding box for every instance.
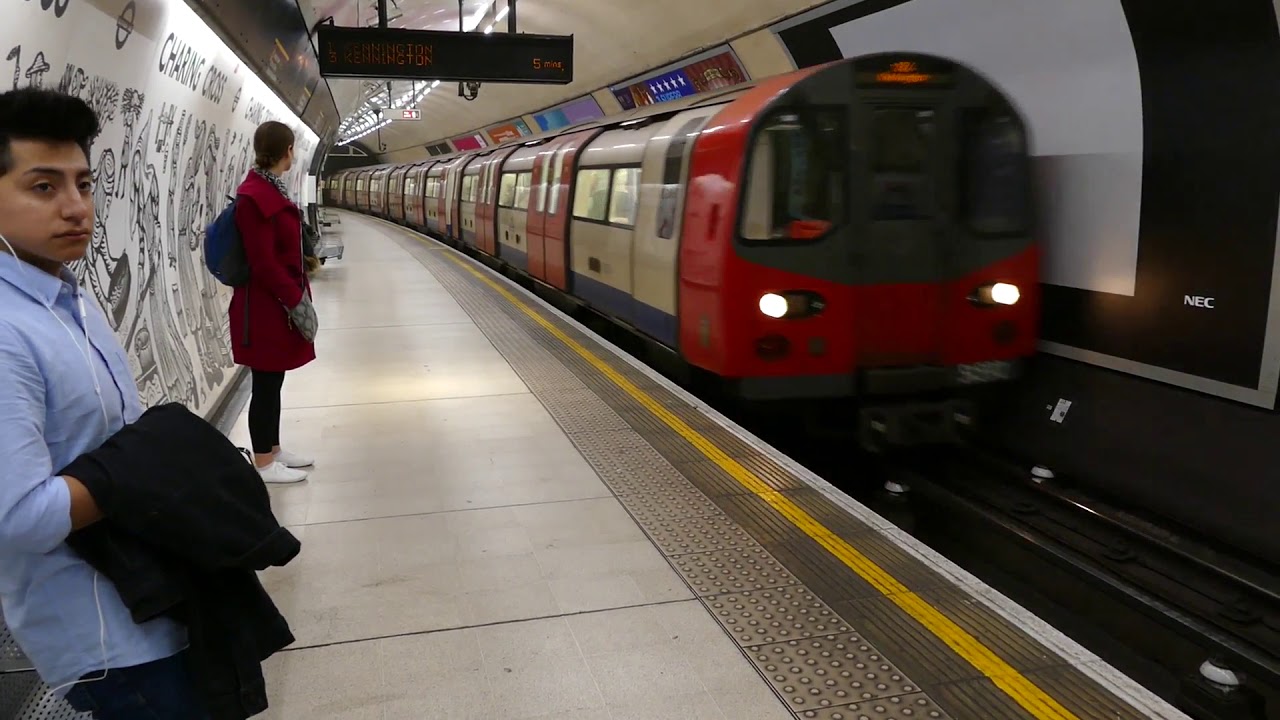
[499,173,518,207]
[461,175,475,202]
[549,148,570,214]
[608,167,640,227]
[740,109,845,242]
[962,110,1029,236]
[514,172,533,209]
[536,152,553,212]
[573,168,612,221]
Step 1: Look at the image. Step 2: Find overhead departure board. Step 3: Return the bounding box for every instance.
[316,25,573,84]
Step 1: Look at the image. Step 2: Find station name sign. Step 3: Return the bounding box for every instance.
[316,25,573,84]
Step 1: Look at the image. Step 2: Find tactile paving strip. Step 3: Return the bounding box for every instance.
[707,588,852,646]
[671,546,801,596]
[752,634,921,712]
[796,693,953,719]
[646,514,757,555]
[386,225,1141,720]
[616,486,723,525]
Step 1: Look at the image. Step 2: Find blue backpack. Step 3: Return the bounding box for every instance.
[205,195,250,287]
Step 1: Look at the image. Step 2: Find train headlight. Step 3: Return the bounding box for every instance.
[971,283,1020,307]
[759,293,789,318]
[990,283,1020,305]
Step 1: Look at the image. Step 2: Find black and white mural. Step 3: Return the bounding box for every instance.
[6,0,319,416]
[771,0,1280,407]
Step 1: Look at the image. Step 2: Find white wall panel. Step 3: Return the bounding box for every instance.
[5,0,320,416]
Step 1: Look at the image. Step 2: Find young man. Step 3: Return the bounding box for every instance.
[0,88,209,718]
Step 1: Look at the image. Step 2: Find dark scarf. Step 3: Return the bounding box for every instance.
[253,166,292,202]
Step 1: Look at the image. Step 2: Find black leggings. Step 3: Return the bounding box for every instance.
[248,370,286,454]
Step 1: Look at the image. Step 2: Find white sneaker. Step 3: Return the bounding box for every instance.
[257,461,308,484]
[274,448,314,468]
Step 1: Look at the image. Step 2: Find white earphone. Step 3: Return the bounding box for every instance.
[0,233,111,697]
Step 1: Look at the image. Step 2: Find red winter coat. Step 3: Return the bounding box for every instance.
[228,171,316,372]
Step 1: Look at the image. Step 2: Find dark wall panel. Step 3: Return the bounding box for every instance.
[191,0,339,141]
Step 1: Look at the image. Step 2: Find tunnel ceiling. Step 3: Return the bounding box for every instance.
[300,0,819,153]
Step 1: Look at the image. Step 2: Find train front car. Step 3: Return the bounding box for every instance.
[679,53,1038,450]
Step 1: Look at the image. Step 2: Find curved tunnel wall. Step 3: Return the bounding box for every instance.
[8,0,319,418]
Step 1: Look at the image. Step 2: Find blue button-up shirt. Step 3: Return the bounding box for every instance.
[0,252,185,694]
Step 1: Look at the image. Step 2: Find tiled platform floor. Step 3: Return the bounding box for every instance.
[227,222,792,719]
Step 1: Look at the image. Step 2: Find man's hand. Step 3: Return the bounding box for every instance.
[64,475,103,530]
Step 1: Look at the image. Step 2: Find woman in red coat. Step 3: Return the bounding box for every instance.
[229,121,316,484]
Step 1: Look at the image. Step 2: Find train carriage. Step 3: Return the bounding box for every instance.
[345,52,1037,449]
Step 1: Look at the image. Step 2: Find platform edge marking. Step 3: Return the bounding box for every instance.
[437,251,1079,720]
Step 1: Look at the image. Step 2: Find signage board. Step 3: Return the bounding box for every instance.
[532,96,604,132]
[383,108,422,120]
[611,48,747,111]
[486,119,532,143]
[316,25,574,84]
[451,133,488,151]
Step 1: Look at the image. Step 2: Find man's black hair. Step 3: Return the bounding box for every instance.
[0,87,100,176]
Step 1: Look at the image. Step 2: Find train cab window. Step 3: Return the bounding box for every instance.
[870,108,935,221]
[499,173,518,207]
[514,172,533,209]
[536,152,553,212]
[962,110,1029,236]
[740,109,845,242]
[573,168,612,221]
[548,147,570,214]
[608,168,640,227]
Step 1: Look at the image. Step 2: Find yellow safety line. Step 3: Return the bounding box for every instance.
[433,247,1079,720]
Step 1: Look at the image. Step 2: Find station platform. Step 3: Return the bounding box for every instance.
[226,211,1190,720]
[3,212,1192,720]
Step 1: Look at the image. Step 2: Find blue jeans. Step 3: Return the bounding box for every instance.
[65,651,210,720]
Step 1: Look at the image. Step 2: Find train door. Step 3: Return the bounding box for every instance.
[442,159,463,242]
[526,143,559,280]
[851,94,954,366]
[544,129,605,290]
[474,155,494,254]
[478,148,519,257]
[412,164,431,229]
[457,158,483,247]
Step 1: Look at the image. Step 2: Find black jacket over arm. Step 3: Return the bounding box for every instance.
[62,402,301,720]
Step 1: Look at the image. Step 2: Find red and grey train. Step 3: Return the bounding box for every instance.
[326,53,1039,449]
